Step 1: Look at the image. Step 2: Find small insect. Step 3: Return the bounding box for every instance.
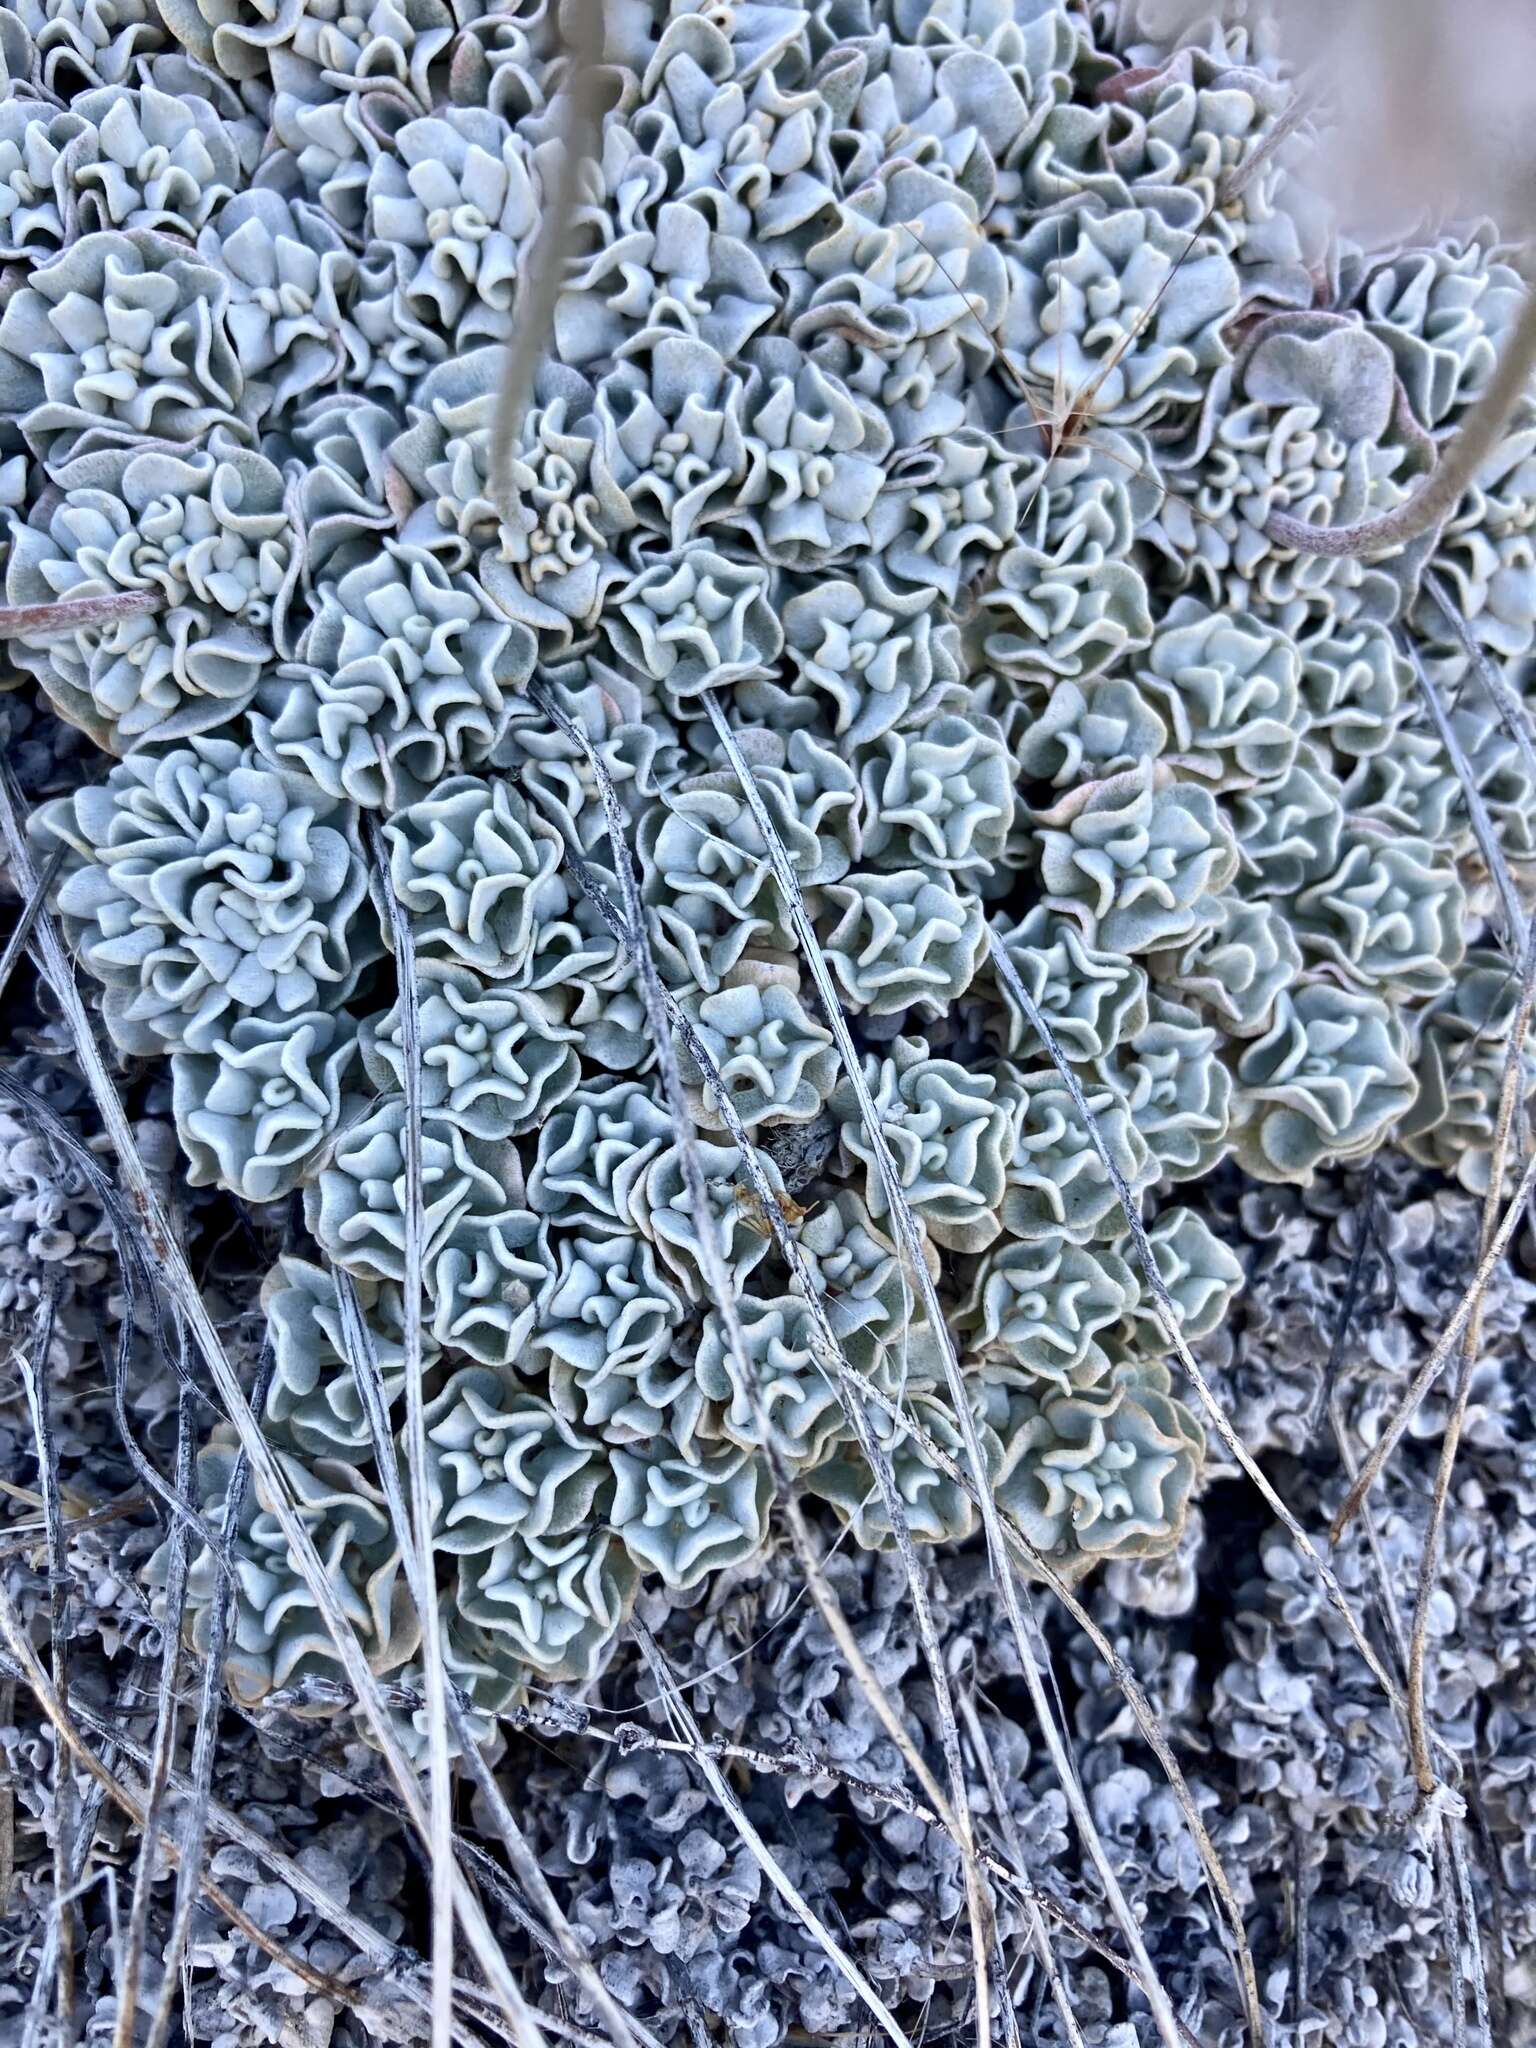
[734,1184,817,1238]
[900,181,1241,545]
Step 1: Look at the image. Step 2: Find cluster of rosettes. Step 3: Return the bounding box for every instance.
[5,0,1528,1730]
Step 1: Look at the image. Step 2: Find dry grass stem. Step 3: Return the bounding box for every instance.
[699,692,1186,2048]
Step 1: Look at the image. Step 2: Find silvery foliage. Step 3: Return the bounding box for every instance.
[6,0,1532,1786]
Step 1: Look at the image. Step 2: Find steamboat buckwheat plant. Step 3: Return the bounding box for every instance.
[3,0,1536,2042]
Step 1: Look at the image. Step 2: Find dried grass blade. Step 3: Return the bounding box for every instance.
[1406,917,1536,1795]
[700,690,1185,2048]
[1448,1816,1494,2048]
[112,1384,193,2048]
[1405,636,1528,949]
[0,1069,217,1555]
[1424,570,1536,788]
[333,1269,652,2048]
[525,681,1088,2047]
[516,680,936,2048]
[0,841,63,1011]
[143,1353,271,2048]
[987,927,1407,1719]
[363,816,455,2048]
[959,1694,1085,2048]
[1331,1145,1536,1540]
[0,1584,402,2031]
[543,711,1172,2048]
[847,1365,1263,2046]
[17,1274,75,2038]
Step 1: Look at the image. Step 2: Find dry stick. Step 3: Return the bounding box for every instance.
[1407,919,1536,1799]
[840,1364,1261,2043]
[1328,1364,1498,2031]
[0,1584,392,2028]
[1328,633,1536,1542]
[0,841,64,1011]
[1447,1809,1495,2048]
[958,1695,1085,2048]
[362,818,454,2048]
[1463,1757,1511,2045]
[17,1276,75,2041]
[113,1385,193,2048]
[1306,1171,1380,1442]
[633,1621,911,2048]
[1441,1831,1471,2048]
[520,684,1010,2036]
[699,692,1186,2048]
[0,1070,220,1560]
[0,590,161,638]
[0,1673,13,1919]
[1267,286,1536,558]
[488,0,604,500]
[1424,570,1536,789]
[17,1269,79,2039]
[0,772,550,2048]
[1291,1824,1310,2029]
[439,1730,663,2048]
[331,1272,657,2048]
[143,1355,271,2048]
[1406,638,1529,950]
[1331,1108,1536,1543]
[987,930,1409,1721]
[21,1769,108,2048]
[238,1678,690,2042]
[525,700,1238,2044]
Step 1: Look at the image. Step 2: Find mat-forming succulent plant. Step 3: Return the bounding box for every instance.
[23,0,1527,1742]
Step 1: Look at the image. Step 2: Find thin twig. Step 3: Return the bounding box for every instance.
[959,1695,1085,2048]
[596,1710,1208,2048]
[985,932,1410,1723]
[0,1584,398,2030]
[1424,570,1536,789]
[362,817,455,2048]
[1330,1144,1536,1540]
[113,1382,193,2048]
[0,842,63,1011]
[1405,637,1529,950]
[1217,80,1320,204]
[0,591,161,639]
[1406,917,1536,1794]
[489,0,605,501]
[700,692,1186,2048]
[1267,287,1536,558]
[518,683,928,2047]
[142,1353,270,2048]
[334,1270,653,2048]
[635,1623,914,2048]
[18,1275,74,2040]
